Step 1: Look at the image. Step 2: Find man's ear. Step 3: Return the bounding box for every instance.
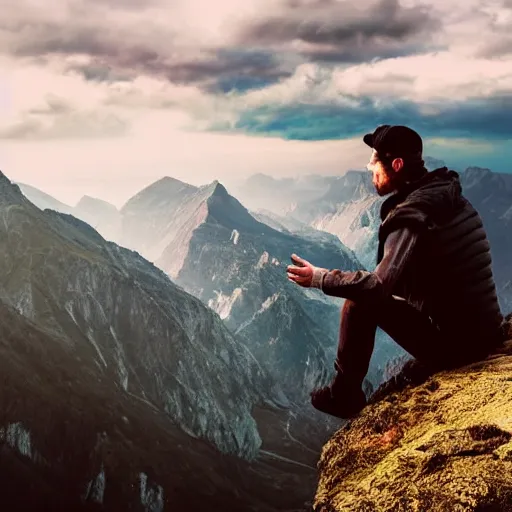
[392,158,404,173]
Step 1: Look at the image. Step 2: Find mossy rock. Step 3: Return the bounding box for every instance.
[314,331,512,512]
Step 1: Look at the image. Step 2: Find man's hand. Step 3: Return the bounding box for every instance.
[287,254,314,287]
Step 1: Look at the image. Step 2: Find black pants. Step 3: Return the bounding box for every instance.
[335,297,495,389]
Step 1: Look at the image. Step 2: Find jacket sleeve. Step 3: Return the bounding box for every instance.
[313,227,419,303]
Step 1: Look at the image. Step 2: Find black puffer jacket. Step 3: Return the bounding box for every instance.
[377,167,505,346]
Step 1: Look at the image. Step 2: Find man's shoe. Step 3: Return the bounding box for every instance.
[310,385,367,419]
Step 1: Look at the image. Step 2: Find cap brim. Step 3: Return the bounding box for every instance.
[363,133,373,148]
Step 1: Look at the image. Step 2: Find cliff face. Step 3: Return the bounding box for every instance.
[314,315,512,512]
[0,301,316,512]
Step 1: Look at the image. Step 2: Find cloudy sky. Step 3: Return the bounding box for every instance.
[1,0,511,206]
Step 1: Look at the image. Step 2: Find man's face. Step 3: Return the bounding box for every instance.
[366,150,397,196]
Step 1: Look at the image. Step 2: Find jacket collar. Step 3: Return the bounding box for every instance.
[380,167,455,221]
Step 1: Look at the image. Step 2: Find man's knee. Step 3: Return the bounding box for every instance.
[341,299,373,319]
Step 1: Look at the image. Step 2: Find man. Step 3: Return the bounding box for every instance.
[287,125,506,419]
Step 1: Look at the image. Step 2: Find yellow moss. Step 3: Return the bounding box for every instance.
[314,340,512,512]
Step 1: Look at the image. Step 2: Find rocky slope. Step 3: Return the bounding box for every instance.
[314,315,512,512]
[0,300,321,512]
[0,171,285,459]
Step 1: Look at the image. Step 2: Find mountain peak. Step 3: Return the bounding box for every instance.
[121,176,198,213]
[465,166,492,176]
[153,176,193,188]
[208,180,229,198]
[462,166,503,191]
[76,195,118,212]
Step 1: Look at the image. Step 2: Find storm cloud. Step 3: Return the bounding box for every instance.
[2,12,290,93]
[237,0,442,62]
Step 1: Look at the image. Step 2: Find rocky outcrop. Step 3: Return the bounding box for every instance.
[314,315,512,512]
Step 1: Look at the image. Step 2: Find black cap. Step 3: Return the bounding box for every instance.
[363,125,423,159]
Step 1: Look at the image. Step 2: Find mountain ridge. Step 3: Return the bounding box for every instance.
[0,169,285,460]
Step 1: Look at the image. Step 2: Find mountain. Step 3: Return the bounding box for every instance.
[0,300,322,511]
[17,182,74,215]
[252,208,358,253]
[1,169,336,509]
[1,171,286,458]
[119,178,383,403]
[423,156,447,171]
[273,157,447,270]
[119,177,199,262]
[17,183,122,243]
[232,158,444,227]
[74,195,122,242]
[275,171,383,271]
[314,317,512,511]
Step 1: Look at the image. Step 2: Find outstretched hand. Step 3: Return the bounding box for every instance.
[287,254,314,287]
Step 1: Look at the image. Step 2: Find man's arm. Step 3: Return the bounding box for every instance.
[312,227,419,303]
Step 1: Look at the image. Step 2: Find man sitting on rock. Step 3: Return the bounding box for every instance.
[287,125,507,419]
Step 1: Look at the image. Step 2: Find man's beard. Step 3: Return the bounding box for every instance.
[374,166,400,196]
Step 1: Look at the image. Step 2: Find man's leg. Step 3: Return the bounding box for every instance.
[311,297,446,418]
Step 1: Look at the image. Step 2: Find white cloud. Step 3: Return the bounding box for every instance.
[234,52,512,109]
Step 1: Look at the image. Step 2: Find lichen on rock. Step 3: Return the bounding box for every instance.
[314,318,512,512]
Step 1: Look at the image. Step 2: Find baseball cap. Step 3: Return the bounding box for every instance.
[363,125,423,159]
